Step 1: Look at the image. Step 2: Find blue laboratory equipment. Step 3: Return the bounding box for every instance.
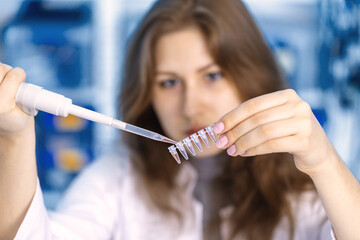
[1,1,94,198]
[318,0,360,179]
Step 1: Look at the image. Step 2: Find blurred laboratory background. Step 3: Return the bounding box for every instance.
[0,0,359,209]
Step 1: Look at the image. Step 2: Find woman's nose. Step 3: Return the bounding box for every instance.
[182,84,201,118]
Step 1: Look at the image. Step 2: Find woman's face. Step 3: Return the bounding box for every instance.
[152,27,242,158]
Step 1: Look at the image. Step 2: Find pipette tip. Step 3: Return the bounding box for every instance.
[161,137,178,145]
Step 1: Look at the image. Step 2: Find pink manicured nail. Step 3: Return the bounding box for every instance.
[227,145,236,155]
[216,135,228,148]
[213,122,224,134]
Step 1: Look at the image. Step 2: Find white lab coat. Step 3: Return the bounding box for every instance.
[15,151,334,240]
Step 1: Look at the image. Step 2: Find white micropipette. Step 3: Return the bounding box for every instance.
[15,83,177,145]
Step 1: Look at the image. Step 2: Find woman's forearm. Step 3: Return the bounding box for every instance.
[309,146,360,240]
[0,120,37,239]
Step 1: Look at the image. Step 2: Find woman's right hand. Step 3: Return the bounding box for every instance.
[0,63,33,137]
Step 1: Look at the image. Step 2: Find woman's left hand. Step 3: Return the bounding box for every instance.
[213,89,336,176]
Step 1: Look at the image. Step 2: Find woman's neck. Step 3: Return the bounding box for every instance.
[190,150,230,240]
[190,151,229,181]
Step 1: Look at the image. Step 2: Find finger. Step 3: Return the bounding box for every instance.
[0,67,27,100]
[216,102,297,149]
[226,118,311,156]
[238,135,310,157]
[0,63,13,85]
[213,89,300,134]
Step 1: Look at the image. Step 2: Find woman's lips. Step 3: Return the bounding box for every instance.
[186,127,205,137]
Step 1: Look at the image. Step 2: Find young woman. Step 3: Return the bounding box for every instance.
[0,0,359,239]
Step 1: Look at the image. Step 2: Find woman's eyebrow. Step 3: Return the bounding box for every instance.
[156,63,217,76]
[155,71,181,79]
[156,71,178,76]
[197,62,217,72]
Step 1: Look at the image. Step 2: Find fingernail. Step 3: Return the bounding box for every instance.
[216,135,228,148]
[227,145,236,155]
[213,122,224,134]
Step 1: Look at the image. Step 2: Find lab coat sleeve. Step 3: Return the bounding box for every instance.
[318,220,336,240]
[15,155,125,240]
[273,190,338,240]
[330,228,337,240]
[14,178,53,240]
[306,193,335,240]
[307,193,336,240]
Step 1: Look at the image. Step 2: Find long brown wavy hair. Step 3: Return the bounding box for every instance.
[119,0,314,239]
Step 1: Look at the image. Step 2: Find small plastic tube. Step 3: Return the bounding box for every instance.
[176,142,188,160]
[198,129,210,148]
[183,137,196,156]
[168,145,181,164]
[190,133,203,152]
[205,125,218,143]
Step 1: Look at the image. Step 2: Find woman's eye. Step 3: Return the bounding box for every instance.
[158,79,180,89]
[205,72,223,82]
